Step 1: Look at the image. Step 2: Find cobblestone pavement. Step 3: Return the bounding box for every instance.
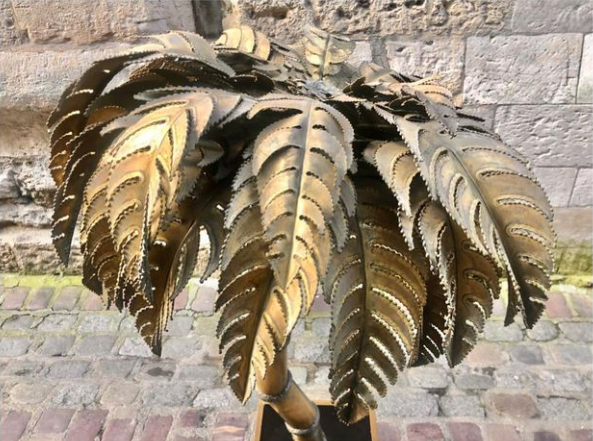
[1,275,591,441]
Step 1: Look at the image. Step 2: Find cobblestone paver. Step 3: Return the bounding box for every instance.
[1,277,591,441]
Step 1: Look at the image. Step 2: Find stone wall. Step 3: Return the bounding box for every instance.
[1,0,591,274]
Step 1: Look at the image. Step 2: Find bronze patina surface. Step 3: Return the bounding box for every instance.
[49,25,555,440]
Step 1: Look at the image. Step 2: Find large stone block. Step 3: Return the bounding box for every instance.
[3,0,196,45]
[494,105,592,167]
[385,37,465,95]
[511,0,593,33]
[578,34,592,104]
[465,34,582,104]
[0,44,130,112]
[554,207,592,243]
[0,157,56,207]
[571,168,593,207]
[224,0,512,42]
[533,167,577,208]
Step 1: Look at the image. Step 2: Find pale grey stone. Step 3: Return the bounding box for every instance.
[100,383,140,406]
[7,0,196,45]
[511,0,593,33]
[143,384,199,407]
[570,169,593,207]
[407,366,449,390]
[0,168,19,199]
[51,384,99,406]
[225,0,512,41]
[37,314,77,332]
[1,314,35,330]
[526,321,558,342]
[495,105,592,167]
[538,397,592,421]
[536,370,587,393]
[93,359,136,378]
[293,331,330,363]
[0,203,52,228]
[440,395,485,417]
[161,337,202,359]
[558,322,593,343]
[494,365,537,389]
[484,322,523,342]
[386,37,465,94]
[348,41,373,67]
[378,389,439,418]
[36,335,75,356]
[163,315,194,337]
[534,168,577,208]
[77,314,120,333]
[291,366,308,385]
[72,335,116,356]
[47,360,89,379]
[0,337,31,356]
[10,383,53,404]
[193,388,236,410]
[176,364,221,387]
[119,337,154,358]
[136,361,176,381]
[465,35,582,104]
[578,34,592,103]
[454,372,494,390]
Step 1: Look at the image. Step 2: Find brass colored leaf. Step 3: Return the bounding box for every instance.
[301,25,355,80]
[249,95,354,299]
[215,26,272,60]
[325,172,430,424]
[217,160,303,402]
[396,117,555,326]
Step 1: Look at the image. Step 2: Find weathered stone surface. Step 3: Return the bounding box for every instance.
[0,44,131,111]
[0,168,20,200]
[10,383,52,404]
[51,384,99,406]
[571,169,593,207]
[495,105,592,167]
[4,0,196,45]
[224,0,512,42]
[554,207,593,244]
[533,168,577,208]
[0,227,82,274]
[538,397,592,421]
[378,389,439,418]
[511,0,593,33]
[465,35,582,104]
[386,37,465,94]
[440,395,485,417]
[142,384,199,407]
[348,41,373,67]
[0,203,52,228]
[578,34,593,103]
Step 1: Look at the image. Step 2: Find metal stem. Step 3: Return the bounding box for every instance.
[256,346,327,441]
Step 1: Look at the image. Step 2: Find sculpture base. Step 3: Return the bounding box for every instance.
[253,400,378,441]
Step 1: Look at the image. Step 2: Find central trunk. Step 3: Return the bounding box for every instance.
[255,346,327,441]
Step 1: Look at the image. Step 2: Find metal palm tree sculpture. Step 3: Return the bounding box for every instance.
[49,26,555,440]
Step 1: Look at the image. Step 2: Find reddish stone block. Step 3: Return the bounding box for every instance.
[212,412,248,441]
[571,294,593,319]
[407,423,444,441]
[64,410,108,441]
[35,408,75,433]
[191,285,217,314]
[0,411,31,441]
[448,422,483,441]
[569,429,593,441]
[484,424,522,441]
[534,431,562,441]
[486,393,538,419]
[53,286,81,310]
[311,292,331,313]
[173,436,207,441]
[545,292,573,319]
[102,418,136,441]
[81,293,104,311]
[27,287,53,310]
[174,288,189,310]
[1,287,30,310]
[465,343,506,366]
[180,410,206,428]
[377,422,401,441]
[139,415,173,441]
